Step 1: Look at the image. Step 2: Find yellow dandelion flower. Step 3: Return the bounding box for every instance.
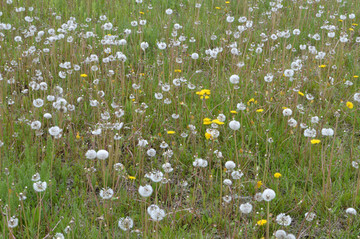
[354,75,359,78]
[319,65,326,68]
[256,181,263,188]
[256,109,264,113]
[349,28,354,31]
[167,131,175,135]
[274,172,282,178]
[212,119,225,125]
[225,1,230,3]
[174,69,182,73]
[203,89,211,95]
[205,132,213,140]
[80,74,88,77]
[257,220,267,226]
[311,139,321,144]
[139,11,144,14]
[76,132,80,139]
[346,101,354,109]
[298,91,304,96]
[128,176,136,180]
[215,7,221,9]
[352,23,358,26]
[230,110,237,114]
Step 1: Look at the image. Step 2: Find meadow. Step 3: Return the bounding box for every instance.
[1,0,360,238]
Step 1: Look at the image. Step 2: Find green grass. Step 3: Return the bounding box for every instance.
[1,0,360,238]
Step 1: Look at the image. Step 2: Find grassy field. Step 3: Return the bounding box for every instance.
[1,0,360,238]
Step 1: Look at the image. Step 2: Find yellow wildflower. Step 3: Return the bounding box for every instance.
[311,139,321,144]
[167,131,175,135]
[256,181,263,188]
[257,220,267,226]
[128,176,136,180]
[298,91,304,96]
[346,101,354,109]
[274,172,282,178]
[212,119,225,125]
[76,132,80,139]
[256,109,264,113]
[205,132,213,140]
[230,110,237,114]
[80,74,88,77]
[174,69,182,73]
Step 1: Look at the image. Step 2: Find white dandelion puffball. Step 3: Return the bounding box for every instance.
[96,150,109,160]
[305,212,316,222]
[33,181,47,192]
[346,208,357,215]
[149,207,166,221]
[191,53,199,59]
[275,230,287,238]
[321,128,334,136]
[223,179,232,186]
[262,188,276,201]
[48,126,62,136]
[147,148,156,157]
[229,74,240,84]
[240,203,253,214]
[354,93,360,102]
[276,213,292,226]
[229,120,241,130]
[53,233,65,239]
[44,113,52,119]
[8,217,19,228]
[138,185,153,197]
[282,108,292,116]
[85,150,97,160]
[225,161,236,170]
[118,217,134,231]
[99,188,114,199]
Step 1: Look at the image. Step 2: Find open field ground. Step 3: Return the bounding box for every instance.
[1,0,360,238]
